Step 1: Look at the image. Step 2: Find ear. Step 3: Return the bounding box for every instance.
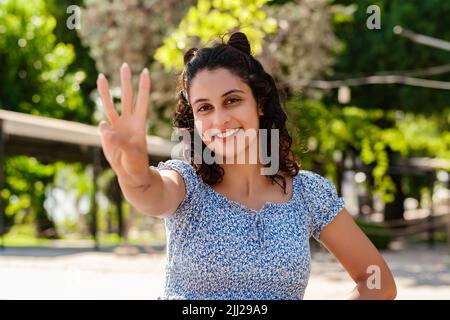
[258,103,264,116]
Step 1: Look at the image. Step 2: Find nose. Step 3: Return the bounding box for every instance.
[212,107,231,130]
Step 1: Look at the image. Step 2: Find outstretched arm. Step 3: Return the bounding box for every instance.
[97,63,185,216]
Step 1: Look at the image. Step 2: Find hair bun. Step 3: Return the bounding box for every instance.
[227,32,251,55]
[183,47,198,64]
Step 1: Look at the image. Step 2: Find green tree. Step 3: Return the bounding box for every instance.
[77,0,195,137]
[287,98,450,204]
[46,0,98,123]
[330,0,450,113]
[0,0,91,237]
[155,0,277,71]
[0,0,90,120]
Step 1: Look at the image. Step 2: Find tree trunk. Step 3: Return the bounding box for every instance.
[384,173,405,221]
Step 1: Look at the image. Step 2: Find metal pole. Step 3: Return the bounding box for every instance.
[0,120,5,250]
[394,26,450,52]
[427,171,435,248]
[447,178,450,256]
[113,175,124,240]
[90,147,101,251]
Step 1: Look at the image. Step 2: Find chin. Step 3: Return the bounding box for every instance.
[212,142,255,164]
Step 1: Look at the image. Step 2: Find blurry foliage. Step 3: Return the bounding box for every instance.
[79,0,194,86]
[2,224,51,246]
[3,156,57,237]
[288,98,450,202]
[0,0,92,237]
[295,0,450,203]
[330,0,450,112]
[155,0,277,71]
[52,163,93,236]
[0,0,90,121]
[46,0,98,123]
[262,0,339,95]
[78,0,194,137]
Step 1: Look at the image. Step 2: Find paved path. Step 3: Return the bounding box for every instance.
[0,243,449,299]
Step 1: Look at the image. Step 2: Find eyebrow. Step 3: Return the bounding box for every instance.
[192,89,245,106]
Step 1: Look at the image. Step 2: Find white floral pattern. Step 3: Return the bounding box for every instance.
[153,159,345,300]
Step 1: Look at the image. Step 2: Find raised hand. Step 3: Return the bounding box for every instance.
[97,63,151,187]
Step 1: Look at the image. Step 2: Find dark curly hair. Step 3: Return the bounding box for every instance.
[174,31,299,194]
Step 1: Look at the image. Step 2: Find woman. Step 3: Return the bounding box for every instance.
[96,32,397,300]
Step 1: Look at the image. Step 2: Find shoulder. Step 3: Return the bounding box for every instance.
[296,170,336,194]
[153,159,202,214]
[155,157,201,188]
[296,170,345,239]
[295,169,344,216]
[155,158,195,175]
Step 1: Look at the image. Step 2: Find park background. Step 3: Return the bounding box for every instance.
[0,0,449,299]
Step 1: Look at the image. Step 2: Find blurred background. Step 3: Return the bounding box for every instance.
[0,0,449,299]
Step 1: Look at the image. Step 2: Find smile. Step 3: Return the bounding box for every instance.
[215,128,242,139]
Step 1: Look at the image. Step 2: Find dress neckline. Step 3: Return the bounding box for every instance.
[203,173,299,214]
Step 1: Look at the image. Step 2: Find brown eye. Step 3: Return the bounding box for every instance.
[226,97,241,105]
[198,104,211,112]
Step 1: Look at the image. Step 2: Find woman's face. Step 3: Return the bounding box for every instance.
[188,67,263,162]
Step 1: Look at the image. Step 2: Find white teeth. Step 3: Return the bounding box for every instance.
[215,128,240,138]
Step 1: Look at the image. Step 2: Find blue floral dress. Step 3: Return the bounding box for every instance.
[153,159,345,300]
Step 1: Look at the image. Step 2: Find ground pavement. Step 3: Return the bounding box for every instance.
[0,242,449,299]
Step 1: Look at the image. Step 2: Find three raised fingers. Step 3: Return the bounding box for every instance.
[97,64,150,122]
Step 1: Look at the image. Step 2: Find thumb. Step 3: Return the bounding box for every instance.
[99,120,120,149]
[99,120,111,134]
[98,121,131,152]
[98,120,115,147]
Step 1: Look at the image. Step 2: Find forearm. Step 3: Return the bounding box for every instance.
[116,166,165,215]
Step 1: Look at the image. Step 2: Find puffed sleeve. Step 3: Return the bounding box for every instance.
[152,159,200,218]
[301,171,345,240]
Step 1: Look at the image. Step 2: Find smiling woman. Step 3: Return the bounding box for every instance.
[96,31,397,300]
[174,33,298,189]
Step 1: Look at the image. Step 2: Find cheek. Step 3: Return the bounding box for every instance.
[239,103,260,128]
[241,113,260,132]
[194,117,206,132]
[194,118,211,144]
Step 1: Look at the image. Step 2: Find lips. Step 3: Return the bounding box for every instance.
[213,128,244,141]
[215,128,241,139]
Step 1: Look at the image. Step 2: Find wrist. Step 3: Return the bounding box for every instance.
[117,167,154,191]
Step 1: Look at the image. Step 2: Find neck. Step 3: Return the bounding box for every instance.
[218,162,271,197]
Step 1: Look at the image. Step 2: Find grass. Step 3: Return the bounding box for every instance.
[64,233,166,246]
[1,224,165,247]
[2,225,51,247]
[2,234,165,247]
[2,234,51,247]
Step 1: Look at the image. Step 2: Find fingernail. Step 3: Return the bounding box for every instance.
[99,121,108,132]
[122,62,128,69]
[98,73,105,80]
[142,68,149,74]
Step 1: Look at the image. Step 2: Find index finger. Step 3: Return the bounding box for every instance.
[97,74,119,124]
